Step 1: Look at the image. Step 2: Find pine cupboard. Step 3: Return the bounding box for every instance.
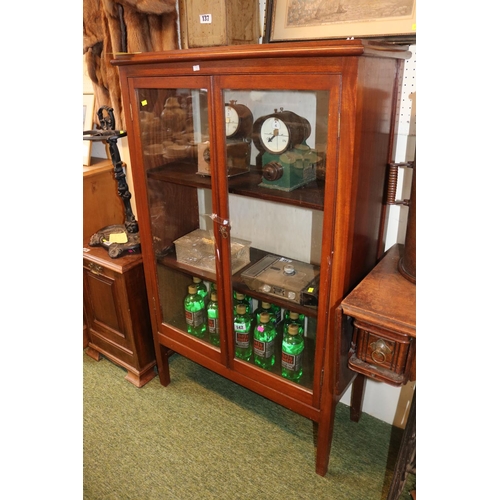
[113,40,411,475]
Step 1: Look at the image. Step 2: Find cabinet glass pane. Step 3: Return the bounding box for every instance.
[136,87,220,347]
[223,88,328,389]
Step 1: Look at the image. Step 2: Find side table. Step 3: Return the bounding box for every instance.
[83,243,156,387]
[340,243,416,499]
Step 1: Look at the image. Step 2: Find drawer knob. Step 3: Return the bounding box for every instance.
[88,262,103,275]
[370,338,392,364]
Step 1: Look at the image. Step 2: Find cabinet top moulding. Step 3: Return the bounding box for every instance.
[111,39,412,67]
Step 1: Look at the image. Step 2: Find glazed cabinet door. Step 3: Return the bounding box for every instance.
[213,75,341,407]
[126,75,228,366]
[125,72,341,407]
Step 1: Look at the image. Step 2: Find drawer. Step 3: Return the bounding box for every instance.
[349,319,415,386]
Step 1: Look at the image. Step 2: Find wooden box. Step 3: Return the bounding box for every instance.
[178,0,260,48]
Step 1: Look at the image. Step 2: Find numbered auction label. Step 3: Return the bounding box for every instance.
[199,14,212,24]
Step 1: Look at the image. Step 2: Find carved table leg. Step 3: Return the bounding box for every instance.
[350,373,366,422]
[387,390,416,499]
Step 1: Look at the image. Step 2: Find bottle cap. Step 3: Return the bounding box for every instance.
[188,285,197,294]
[235,293,245,300]
[290,311,299,319]
[210,292,217,301]
[260,312,270,323]
[262,302,271,309]
[288,324,299,335]
[236,304,247,315]
[193,277,201,283]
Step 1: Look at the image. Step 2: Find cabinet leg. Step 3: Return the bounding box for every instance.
[350,373,366,422]
[125,365,157,388]
[156,344,172,387]
[83,323,89,349]
[315,403,336,476]
[85,346,102,362]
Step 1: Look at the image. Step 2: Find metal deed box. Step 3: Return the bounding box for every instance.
[174,229,251,274]
[178,0,260,48]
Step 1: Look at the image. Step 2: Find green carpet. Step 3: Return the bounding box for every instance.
[83,351,415,499]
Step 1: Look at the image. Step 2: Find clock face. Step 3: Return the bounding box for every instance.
[260,117,290,154]
[225,105,240,137]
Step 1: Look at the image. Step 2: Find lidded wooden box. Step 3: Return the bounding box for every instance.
[178,0,260,48]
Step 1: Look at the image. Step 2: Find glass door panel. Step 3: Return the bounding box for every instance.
[222,87,330,390]
[135,85,220,348]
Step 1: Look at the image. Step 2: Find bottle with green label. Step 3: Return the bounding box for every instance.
[234,303,252,360]
[207,291,220,347]
[184,284,207,338]
[192,276,209,305]
[281,323,304,381]
[253,311,277,370]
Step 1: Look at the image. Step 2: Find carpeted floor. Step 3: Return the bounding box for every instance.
[83,351,415,499]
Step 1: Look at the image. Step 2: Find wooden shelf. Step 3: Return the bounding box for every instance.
[147,162,325,210]
[157,246,319,318]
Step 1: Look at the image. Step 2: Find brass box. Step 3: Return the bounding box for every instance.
[178,0,260,48]
[241,254,320,306]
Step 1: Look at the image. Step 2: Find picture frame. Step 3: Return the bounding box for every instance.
[83,93,95,166]
[265,0,416,43]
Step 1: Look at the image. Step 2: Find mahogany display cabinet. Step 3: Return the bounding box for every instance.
[112,40,411,475]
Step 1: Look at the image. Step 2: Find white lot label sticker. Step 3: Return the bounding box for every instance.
[200,14,212,24]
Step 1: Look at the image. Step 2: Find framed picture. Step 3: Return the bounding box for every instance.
[83,93,95,166]
[265,0,416,43]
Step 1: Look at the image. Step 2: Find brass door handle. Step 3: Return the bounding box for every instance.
[88,262,103,275]
[370,338,392,364]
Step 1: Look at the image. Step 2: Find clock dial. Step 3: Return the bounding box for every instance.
[225,105,240,137]
[260,117,290,154]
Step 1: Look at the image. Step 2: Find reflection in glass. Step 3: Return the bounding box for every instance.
[222,89,329,389]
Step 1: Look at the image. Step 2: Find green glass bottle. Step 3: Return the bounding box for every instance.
[281,323,304,381]
[253,311,277,370]
[184,284,207,338]
[255,302,277,326]
[270,302,282,324]
[282,310,305,336]
[234,303,252,361]
[233,292,252,314]
[207,291,220,347]
[192,276,209,305]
